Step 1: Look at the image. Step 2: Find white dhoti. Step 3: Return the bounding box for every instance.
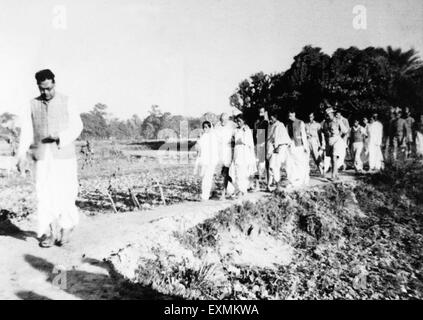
[198,165,216,201]
[416,132,423,157]
[256,142,267,177]
[268,146,288,184]
[286,146,310,187]
[368,144,384,170]
[338,138,347,169]
[351,142,364,171]
[35,148,79,237]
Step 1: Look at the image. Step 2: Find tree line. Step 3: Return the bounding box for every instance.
[229,45,423,126]
[1,45,422,141]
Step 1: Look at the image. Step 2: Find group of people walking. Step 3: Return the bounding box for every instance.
[11,68,423,247]
[194,104,423,201]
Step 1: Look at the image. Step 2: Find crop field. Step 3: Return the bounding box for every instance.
[0,140,209,220]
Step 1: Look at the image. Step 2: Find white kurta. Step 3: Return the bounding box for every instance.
[214,121,235,168]
[367,121,384,171]
[18,98,83,237]
[194,131,219,200]
[232,125,256,193]
[267,121,291,184]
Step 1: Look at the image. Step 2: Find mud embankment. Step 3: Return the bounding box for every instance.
[108,163,423,300]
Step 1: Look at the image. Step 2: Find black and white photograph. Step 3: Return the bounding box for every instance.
[0,0,422,305]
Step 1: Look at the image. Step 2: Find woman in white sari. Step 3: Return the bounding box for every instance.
[232,115,256,196]
[194,121,218,201]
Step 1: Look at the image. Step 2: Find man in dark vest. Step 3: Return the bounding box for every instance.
[253,107,269,190]
[389,108,407,161]
[17,69,83,248]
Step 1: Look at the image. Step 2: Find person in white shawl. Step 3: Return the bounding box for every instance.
[232,114,256,196]
[16,69,83,248]
[286,110,310,188]
[367,113,384,171]
[214,113,236,199]
[266,111,291,191]
[194,121,219,201]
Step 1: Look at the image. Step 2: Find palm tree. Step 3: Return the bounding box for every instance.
[385,46,423,107]
[386,46,423,77]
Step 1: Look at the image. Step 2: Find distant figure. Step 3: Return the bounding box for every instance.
[286,109,310,188]
[305,112,324,175]
[335,111,350,170]
[362,116,370,166]
[253,107,269,190]
[194,121,218,201]
[384,108,396,159]
[367,113,384,171]
[415,115,423,158]
[233,114,256,196]
[214,113,236,199]
[17,69,83,248]
[349,118,367,173]
[266,111,291,191]
[404,107,415,159]
[321,107,348,180]
[389,109,407,161]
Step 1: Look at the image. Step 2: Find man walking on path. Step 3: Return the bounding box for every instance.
[350,118,367,173]
[214,113,236,199]
[17,69,83,248]
[384,108,396,160]
[254,107,269,190]
[389,108,407,162]
[321,107,348,181]
[404,107,415,159]
[367,113,384,171]
[266,111,291,191]
[286,110,310,188]
[335,111,350,170]
[305,112,324,175]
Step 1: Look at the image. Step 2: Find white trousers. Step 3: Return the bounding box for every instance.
[268,146,288,185]
[35,150,79,237]
[286,146,310,187]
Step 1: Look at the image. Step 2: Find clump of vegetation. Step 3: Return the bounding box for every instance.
[133,162,423,299]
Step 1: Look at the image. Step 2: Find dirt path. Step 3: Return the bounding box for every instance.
[0,174,355,300]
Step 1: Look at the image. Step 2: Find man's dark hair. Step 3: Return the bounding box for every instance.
[268,110,279,120]
[202,121,212,129]
[35,69,55,83]
[288,108,296,114]
[236,114,245,122]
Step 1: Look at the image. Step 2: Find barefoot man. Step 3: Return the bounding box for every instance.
[321,107,348,181]
[17,69,83,248]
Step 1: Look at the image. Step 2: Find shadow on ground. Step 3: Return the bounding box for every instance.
[17,254,180,300]
[0,210,37,241]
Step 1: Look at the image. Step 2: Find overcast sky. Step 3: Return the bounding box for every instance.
[1,0,422,119]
